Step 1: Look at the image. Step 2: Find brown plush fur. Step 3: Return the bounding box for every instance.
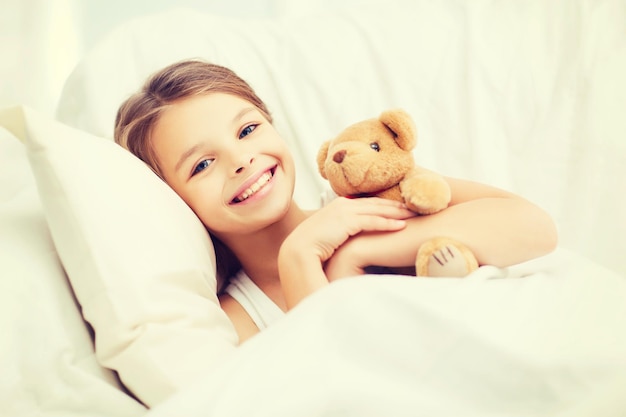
[317,109,479,277]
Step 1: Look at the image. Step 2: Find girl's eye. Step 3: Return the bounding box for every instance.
[192,159,212,176]
[239,124,258,139]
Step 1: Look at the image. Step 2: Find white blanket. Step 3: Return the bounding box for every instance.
[147,249,626,416]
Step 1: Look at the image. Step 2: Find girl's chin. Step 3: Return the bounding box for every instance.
[207,198,294,235]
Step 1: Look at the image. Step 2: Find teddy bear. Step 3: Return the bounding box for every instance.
[316,108,479,277]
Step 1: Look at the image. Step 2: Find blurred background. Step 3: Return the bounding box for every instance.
[1,0,379,116]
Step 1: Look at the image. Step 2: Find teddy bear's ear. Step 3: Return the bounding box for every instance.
[316,140,331,179]
[379,109,417,151]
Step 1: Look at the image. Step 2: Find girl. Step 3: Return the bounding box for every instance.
[114,60,557,343]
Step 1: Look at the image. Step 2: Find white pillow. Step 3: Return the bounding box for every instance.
[2,106,237,407]
[0,119,145,416]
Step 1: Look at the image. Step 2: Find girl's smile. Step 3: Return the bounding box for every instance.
[230,165,276,204]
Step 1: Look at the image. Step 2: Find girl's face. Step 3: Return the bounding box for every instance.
[151,93,296,238]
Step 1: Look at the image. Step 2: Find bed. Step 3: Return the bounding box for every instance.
[1,1,626,415]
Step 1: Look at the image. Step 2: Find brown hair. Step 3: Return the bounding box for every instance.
[114,59,272,178]
[114,59,271,288]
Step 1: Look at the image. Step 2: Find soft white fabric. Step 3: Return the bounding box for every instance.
[0,105,237,408]
[147,249,626,417]
[0,123,146,416]
[224,271,285,330]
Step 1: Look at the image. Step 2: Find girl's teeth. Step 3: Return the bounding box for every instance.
[236,172,272,202]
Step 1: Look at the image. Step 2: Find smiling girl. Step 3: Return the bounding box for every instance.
[115,60,557,343]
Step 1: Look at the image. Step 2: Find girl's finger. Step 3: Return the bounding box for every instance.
[343,215,407,237]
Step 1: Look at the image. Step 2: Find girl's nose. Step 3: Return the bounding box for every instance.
[234,156,254,174]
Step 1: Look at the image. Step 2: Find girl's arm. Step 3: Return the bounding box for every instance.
[324,176,558,279]
[278,197,415,309]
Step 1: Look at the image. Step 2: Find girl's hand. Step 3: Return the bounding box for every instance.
[278,197,414,308]
[290,197,414,263]
[323,236,370,280]
[324,232,415,281]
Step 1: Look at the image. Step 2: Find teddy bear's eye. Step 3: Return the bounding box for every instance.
[370,142,380,152]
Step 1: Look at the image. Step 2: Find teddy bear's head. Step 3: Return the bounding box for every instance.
[317,109,417,197]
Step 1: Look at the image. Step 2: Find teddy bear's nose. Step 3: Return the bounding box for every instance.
[333,150,346,163]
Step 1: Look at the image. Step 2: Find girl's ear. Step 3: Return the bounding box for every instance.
[379,109,417,151]
[316,140,331,179]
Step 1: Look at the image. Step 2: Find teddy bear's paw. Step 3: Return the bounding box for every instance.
[400,175,451,215]
[416,237,479,278]
[404,194,449,215]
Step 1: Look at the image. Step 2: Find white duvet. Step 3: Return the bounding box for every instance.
[148,250,626,417]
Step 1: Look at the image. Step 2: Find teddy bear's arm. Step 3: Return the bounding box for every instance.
[400,167,451,215]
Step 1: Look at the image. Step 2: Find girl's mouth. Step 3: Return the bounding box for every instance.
[231,167,275,204]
